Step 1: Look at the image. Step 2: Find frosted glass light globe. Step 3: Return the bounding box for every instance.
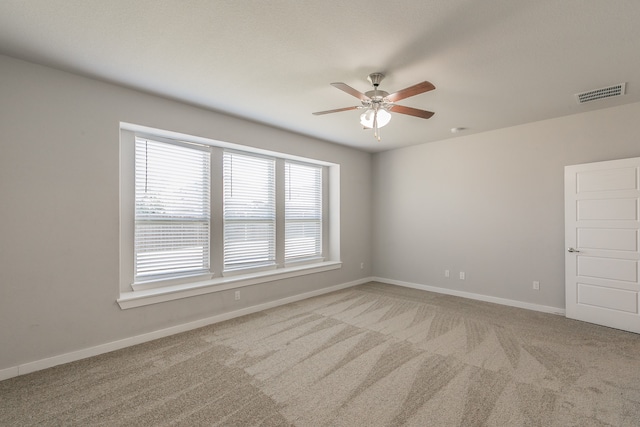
[360,108,391,129]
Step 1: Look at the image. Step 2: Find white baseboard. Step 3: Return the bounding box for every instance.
[1,276,564,382]
[0,366,19,382]
[0,277,370,382]
[372,277,566,316]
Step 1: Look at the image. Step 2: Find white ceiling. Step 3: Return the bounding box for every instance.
[1,1,639,152]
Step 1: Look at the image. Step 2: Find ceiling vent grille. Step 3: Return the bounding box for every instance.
[575,83,626,104]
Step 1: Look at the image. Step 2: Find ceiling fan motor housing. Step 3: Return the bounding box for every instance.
[364,90,389,100]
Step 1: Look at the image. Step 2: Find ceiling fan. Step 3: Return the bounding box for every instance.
[313,73,435,141]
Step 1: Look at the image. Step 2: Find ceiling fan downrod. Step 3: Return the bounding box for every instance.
[367,73,386,140]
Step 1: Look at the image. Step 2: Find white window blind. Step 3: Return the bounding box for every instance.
[223,152,276,271]
[134,138,211,281]
[285,162,322,261]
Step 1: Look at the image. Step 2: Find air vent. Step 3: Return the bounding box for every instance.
[575,83,626,104]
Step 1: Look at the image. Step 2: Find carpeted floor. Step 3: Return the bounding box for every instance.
[2,282,640,426]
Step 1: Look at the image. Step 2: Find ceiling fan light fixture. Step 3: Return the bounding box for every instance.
[313,73,435,142]
[360,108,391,129]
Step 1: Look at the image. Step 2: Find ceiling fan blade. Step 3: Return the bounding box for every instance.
[312,106,359,115]
[386,81,435,102]
[390,105,435,119]
[331,83,371,101]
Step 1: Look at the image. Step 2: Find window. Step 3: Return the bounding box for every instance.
[134,138,211,282]
[285,161,322,262]
[119,123,340,308]
[223,152,276,272]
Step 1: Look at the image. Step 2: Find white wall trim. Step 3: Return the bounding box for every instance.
[0,366,19,382]
[373,277,566,316]
[118,261,343,309]
[0,277,370,382]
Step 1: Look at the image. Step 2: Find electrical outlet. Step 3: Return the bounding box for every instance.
[533,281,540,290]
[459,272,465,280]
[235,290,241,300]
[445,269,450,278]
[360,262,364,269]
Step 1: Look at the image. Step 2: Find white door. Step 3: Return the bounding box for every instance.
[565,157,640,334]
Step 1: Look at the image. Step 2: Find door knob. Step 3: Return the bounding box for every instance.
[568,248,580,253]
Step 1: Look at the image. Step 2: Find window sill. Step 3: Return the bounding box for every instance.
[117,261,342,309]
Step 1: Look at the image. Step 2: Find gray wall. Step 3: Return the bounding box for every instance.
[0,55,372,370]
[372,101,640,309]
[4,50,640,371]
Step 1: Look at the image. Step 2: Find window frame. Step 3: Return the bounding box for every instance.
[118,123,341,309]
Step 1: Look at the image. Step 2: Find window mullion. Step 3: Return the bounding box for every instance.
[322,166,329,260]
[275,159,286,268]
[210,146,224,277]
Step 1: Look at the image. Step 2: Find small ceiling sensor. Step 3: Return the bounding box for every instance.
[451,127,466,133]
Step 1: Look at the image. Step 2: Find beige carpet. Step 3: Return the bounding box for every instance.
[2,282,640,426]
